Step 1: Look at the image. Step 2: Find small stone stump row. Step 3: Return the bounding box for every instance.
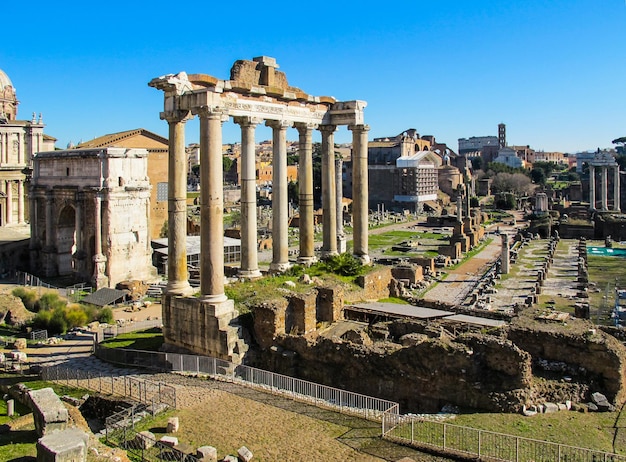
[574,238,591,318]
[526,235,559,307]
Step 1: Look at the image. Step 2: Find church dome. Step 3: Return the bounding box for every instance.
[0,68,18,121]
[0,69,13,90]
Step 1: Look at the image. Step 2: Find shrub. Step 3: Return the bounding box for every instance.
[12,287,38,311]
[322,254,364,276]
[35,292,66,312]
[98,307,114,324]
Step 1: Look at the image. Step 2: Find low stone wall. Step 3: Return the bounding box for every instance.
[507,324,626,406]
[257,332,533,413]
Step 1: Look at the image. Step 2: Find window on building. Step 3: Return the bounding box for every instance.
[157,182,168,202]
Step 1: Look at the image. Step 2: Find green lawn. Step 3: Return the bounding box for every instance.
[99,327,164,351]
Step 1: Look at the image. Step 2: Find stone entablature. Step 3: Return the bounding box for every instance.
[29,147,156,288]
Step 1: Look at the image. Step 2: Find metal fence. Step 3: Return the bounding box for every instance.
[15,271,93,302]
[41,365,177,408]
[96,319,163,343]
[105,405,198,462]
[94,345,398,421]
[382,412,626,462]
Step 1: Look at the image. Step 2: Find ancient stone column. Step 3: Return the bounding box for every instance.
[500,233,510,274]
[17,180,24,224]
[602,166,608,211]
[92,192,108,288]
[6,180,12,225]
[44,192,55,251]
[456,193,463,222]
[267,120,292,272]
[614,166,621,212]
[589,164,595,210]
[320,125,337,258]
[295,122,317,265]
[163,110,193,296]
[349,124,370,264]
[335,155,346,253]
[73,192,85,277]
[235,116,262,278]
[198,107,229,302]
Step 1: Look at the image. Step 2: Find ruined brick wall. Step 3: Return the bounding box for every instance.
[252,299,288,349]
[353,267,393,301]
[316,286,344,323]
[288,292,317,334]
[508,325,626,406]
[258,332,533,413]
[391,265,423,284]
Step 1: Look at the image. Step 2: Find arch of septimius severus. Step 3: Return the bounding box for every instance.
[149,56,370,359]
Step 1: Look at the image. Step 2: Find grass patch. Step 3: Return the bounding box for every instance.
[451,410,622,453]
[99,327,164,351]
[449,238,494,270]
[587,254,626,324]
[378,297,410,304]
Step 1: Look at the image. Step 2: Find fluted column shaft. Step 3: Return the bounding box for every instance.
[199,108,228,302]
[589,165,596,210]
[614,166,621,212]
[6,181,12,225]
[602,166,608,211]
[236,117,262,278]
[296,123,317,264]
[45,193,54,249]
[320,125,337,257]
[267,120,292,272]
[163,110,193,295]
[349,124,370,263]
[17,180,24,224]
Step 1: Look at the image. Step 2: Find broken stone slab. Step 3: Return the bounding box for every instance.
[37,427,89,462]
[543,402,558,413]
[159,435,178,447]
[197,445,218,462]
[28,388,68,437]
[134,431,156,449]
[223,456,238,462]
[557,403,568,411]
[587,402,599,412]
[166,416,179,433]
[522,405,537,416]
[237,446,253,462]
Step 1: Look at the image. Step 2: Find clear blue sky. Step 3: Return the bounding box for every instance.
[2,0,625,153]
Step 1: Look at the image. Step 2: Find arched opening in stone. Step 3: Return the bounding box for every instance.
[56,205,76,276]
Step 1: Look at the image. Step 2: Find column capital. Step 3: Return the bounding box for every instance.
[160,110,193,124]
[294,122,318,134]
[348,124,370,133]
[319,124,337,134]
[265,119,292,130]
[195,106,229,121]
[233,116,263,127]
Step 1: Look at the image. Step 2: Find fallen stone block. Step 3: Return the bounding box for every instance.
[28,388,68,437]
[159,435,178,447]
[587,402,599,412]
[557,403,568,411]
[37,427,89,462]
[543,402,558,414]
[166,416,179,433]
[238,446,253,462]
[223,456,238,462]
[134,431,156,449]
[197,445,218,462]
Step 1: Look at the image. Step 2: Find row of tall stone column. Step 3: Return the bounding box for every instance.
[589,165,620,211]
[163,109,370,304]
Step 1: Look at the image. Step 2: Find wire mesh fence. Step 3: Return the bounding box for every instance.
[41,365,176,408]
[382,412,626,462]
[105,406,199,462]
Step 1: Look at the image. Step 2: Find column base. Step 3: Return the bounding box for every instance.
[297,256,317,266]
[354,254,371,265]
[237,269,263,280]
[270,261,291,273]
[321,250,339,259]
[199,293,229,305]
[198,297,235,317]
[166,280,195,296]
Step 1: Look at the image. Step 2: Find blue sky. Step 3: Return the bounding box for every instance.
[2,0,625,153]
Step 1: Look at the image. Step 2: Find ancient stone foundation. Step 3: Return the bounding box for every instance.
[162,295,247,362]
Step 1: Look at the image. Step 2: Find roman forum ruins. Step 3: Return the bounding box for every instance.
[588,150,621,211]
[149,56,370,359]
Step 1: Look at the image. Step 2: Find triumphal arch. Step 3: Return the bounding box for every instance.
[149,56,369,360]
[29,148,156,289]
